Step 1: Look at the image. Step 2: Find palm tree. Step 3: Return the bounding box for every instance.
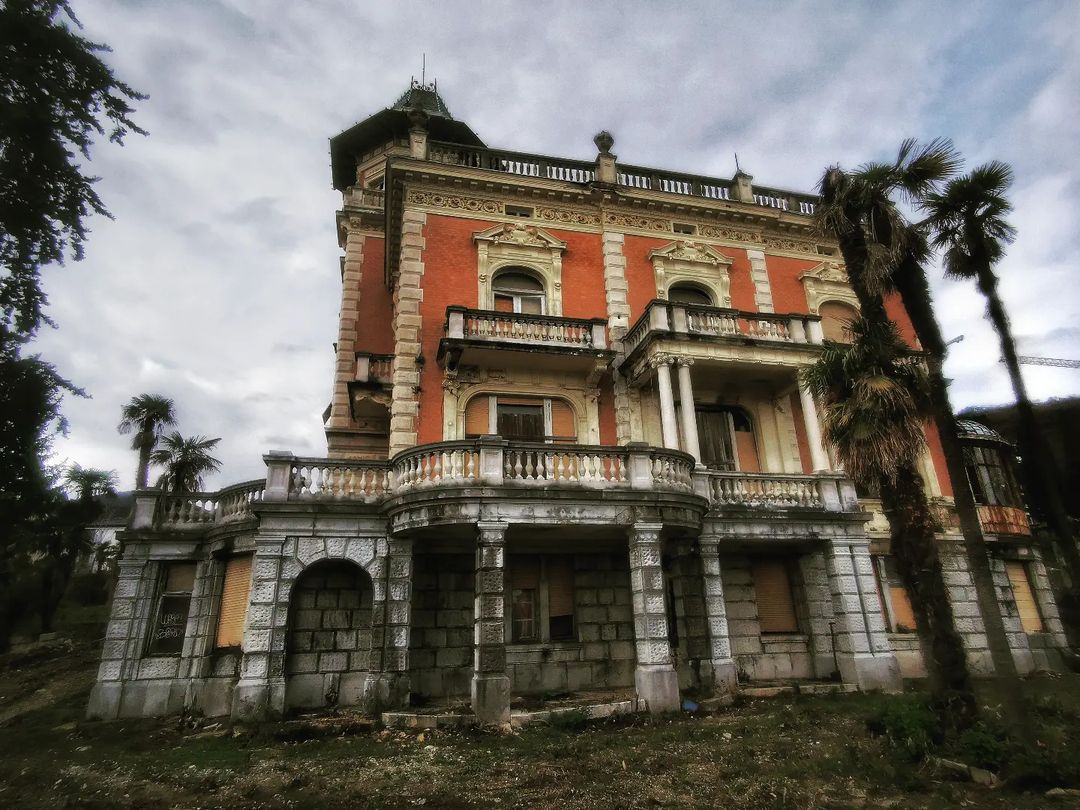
[63,464,118,501]
[922,164,1080,596]
[150,432,222,493]
[117,394,176,489]
[829,142,1024,727]
[814,159,977,728]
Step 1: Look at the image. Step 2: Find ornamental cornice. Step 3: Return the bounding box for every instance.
[405,187,600,228]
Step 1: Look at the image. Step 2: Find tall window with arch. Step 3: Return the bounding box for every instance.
[492,269,545,314]
[667,283,714,307]
[695,405,760,472]
[818,301,860,343]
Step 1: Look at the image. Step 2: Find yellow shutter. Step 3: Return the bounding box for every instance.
[1006,561,1044,634]
[547,555,575,618]
[464,395,490,436]
[889,586,918,633]
[215,554,253,648]
[550,399,577,443]
[752,560,799,633]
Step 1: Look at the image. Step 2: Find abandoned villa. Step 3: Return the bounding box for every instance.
[86,83,1069,727]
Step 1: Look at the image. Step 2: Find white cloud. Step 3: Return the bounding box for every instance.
[31,0,1080,489]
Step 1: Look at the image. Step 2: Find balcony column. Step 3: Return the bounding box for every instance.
[471,521,510,725]
[651,355,680,450]
[798,382,832,473]
[675,358,702,464]
[629,522,680,713]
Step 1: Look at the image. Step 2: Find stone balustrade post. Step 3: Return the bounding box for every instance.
[593,130,618,184]
[263,451,295,501]
[698,537,737,693]
[670,304,689,335]
[477,435,507,486]
[788,317,807,343]
[626,443,654,490]
[648,301,671,332]
[130,491,159,529]
[818,477,842,511]
[628,522,680,713]
[472,522,510,725]
[807,318,824,345]
[447,308,465,339]
[732,170,754,203]
[590,319,608,350]
[355,354,371,383]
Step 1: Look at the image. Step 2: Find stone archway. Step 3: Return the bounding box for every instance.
[284,558,374,711]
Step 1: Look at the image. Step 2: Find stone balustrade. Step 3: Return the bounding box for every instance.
[699,470,859,512]
[129,446,858,532]
[354,351,394,383]
[622,299,824,357]
[445,306,607,351]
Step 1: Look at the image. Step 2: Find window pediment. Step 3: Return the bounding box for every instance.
[474,222,566,251]
[798,261,859,314]
[650,240,733,307]
[474,224,566,315]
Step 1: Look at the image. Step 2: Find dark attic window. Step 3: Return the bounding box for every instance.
[673,222,696,235]
[505,204,534,218]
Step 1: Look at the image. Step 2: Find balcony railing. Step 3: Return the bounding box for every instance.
[427,141,817,215]
[446,306,609,351]
[702,471,844,510]
[344,187,385,209]
[622,299,823,358]
[355,352,394,384]
[149,479,266,530]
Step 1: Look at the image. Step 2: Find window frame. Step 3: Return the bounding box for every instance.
[465,395,577,444]
[491,270,546,315]
[146,561,197,657]
[507,554,577,645]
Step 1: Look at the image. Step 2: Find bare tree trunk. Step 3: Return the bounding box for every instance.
[977,269,1080,593]
[881,463,977,729]
[891,258,1028,733]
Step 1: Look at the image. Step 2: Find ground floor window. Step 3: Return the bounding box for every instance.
[148,562,196,656]
[214,554,253,648]
[510,554,576,643]
[872,556,917,633]
[750,558,799,634]
[1005,560,1044,634]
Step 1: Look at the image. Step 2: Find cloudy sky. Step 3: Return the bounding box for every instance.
[34,0,1080,490]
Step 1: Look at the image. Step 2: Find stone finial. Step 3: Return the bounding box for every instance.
[732,167,754,203]
[407,107,429,160]
[594,130,615,156]
[593,131,617,185]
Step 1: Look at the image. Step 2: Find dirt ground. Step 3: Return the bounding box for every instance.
[1,640,1078,809]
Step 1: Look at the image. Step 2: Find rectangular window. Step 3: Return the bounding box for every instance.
[214,554,253,648]
[505,204,534,218]
[497,400,545,441]
[1006,561,1044,634]
[510,554,576,643]
[148,562,196,656]
[672,222,696,235]
[873,556,917,633]
[751,559,799,634]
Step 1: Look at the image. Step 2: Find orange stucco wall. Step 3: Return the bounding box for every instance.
[353,236,394,354]
[923,420,954,497]
[765,255,816,315]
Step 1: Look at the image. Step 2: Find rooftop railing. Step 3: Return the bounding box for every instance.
[427,141,818,215]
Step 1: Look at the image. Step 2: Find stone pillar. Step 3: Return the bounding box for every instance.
[232,537,286,721]
[651,356,680,450]
[328,219,366,437]
[389,209,427,455]
[675,358,702,464]
[87,557,150,719]
[593,130,617,184]
[365,538,414,707]
[472,522,510,725]
[798,383,832,472]
[698,537,737,693]
[746,249,774,313]
[629,522,680,712]
[822,539,901,691]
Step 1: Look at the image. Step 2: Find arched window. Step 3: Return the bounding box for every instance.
[695,405,760,471]
[464,393,577,443]
[668,284,714,306]
[819,301,859,342]
[492,269,545,314]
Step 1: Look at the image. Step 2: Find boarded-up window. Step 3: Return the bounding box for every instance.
[751,559,799,633]
[819,301,859,343]
[1006,561,1044,634]
[497,400,544,440]
[889,586,918,633]
[511,555,541,642]
[875,556,917,633]
[464,395,490,437]
[550,400,577,443]
[547,555,576,640]
[148,562,196,656]
[215,554,253,648]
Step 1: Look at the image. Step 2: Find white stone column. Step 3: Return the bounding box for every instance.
[651,356,680,450]
[698,537,737,693]
[629,522,680,713]
[472,522,510,725]
[675,358,702,464]
[822,539,900,692]
[798,382,832,473]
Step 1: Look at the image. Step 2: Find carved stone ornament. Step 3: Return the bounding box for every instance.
[765,235,819,255]
[649,240,733,308]
[648,354,674,369]
[406,189,502,214]
[798,261,859,314]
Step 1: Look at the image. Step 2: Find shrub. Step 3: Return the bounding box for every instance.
[867,695,942,762]
[956,722,1010,771]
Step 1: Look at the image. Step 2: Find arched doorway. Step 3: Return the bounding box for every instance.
[284,559,374,711]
